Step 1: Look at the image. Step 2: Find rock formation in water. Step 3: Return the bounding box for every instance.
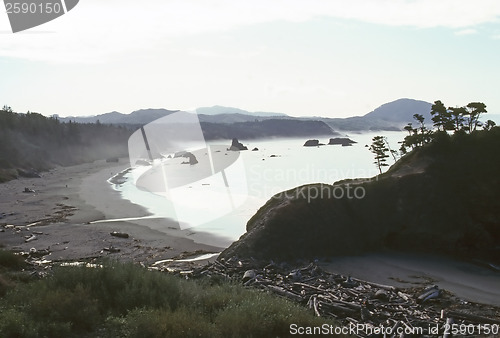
[175,151,198,165]
[303,139,324,147]
[229,138,248,151]
[328,137,357,146]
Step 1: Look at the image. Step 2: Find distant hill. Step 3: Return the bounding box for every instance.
[61,108,178,125]
[363,98,432,123]
[198,113,290,124]
[196,106,287,117]
[0,109,131,182]
[317,98,433,131]
[318,116,403,132]
[62,107,284,126]
[201,119,337,140]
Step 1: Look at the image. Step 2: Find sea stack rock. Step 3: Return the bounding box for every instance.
[303,139,324,147]
[177,151,198,165]
[186,153,198,165]
[229,138,248,151]
[328,138,357,146]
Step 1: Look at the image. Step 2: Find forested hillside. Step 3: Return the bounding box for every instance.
[0,107,132,182]
[200,119,336,139]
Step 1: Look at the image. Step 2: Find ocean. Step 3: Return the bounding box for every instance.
[110,131,406,247]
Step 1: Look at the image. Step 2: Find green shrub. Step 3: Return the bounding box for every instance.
[0,261,343,337]
[0,309,39,338]
[123,307,218,338]
[0,250,26,270]
[0,307,73,338]
[215,291,329,337]
[48,262,182,315]
[0,274,13,297]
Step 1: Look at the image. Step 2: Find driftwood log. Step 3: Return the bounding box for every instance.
[158,257,500,338]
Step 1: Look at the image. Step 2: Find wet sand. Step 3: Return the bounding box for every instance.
[0,159,223,264]
[320,252,500,307]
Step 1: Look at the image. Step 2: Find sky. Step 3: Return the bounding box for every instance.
[1,0,500,118]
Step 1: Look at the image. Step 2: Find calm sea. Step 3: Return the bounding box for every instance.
[111,131,406,247]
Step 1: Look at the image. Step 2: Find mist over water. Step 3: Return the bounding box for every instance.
[111,131,405,247]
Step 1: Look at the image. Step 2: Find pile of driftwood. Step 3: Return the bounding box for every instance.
[183,257,500,337]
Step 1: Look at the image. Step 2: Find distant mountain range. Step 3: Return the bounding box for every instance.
[195,105,287,117]
[61,108,179,125]
[59,98,435,137]
[60,107,290,125]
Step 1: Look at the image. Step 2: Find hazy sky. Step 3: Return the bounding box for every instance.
[1,0,500,118]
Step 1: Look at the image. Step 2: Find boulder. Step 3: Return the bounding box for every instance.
[242,270,256,283]
[177,151,198,165]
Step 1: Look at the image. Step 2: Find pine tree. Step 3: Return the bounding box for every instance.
[369,136,390,174]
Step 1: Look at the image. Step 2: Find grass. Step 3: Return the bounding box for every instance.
[0,252,346,337]
[0,168,18,183]
[0,250,26,270]
[0,250,27,297]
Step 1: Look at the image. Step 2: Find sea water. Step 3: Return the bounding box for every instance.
[111,131,405,247]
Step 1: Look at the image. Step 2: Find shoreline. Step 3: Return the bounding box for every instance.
[320,252,500,307]
[1,159,500,309]
[0,159,223,265]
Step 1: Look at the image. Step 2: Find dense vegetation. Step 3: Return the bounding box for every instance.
[368,100,495,174]
[399,100,494,154]
[0,106,132,182]
[200,119,335,140]
[0,250,339,338]
[0,106,336,182]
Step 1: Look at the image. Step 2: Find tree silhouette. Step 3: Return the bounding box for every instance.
[483,119,496,131]
[465,102,487,133]
[369,136,390,174]
[399,114,434,154]
[449,106,467,132]
[430,100,452,131]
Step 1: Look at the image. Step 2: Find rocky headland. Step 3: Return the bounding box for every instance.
[220,129,500,265]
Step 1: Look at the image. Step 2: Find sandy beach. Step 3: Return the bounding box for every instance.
[320,252,500,307]
[0,159,223,264]
[1,159,499,311]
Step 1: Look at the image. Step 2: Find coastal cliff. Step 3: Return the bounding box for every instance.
[220,129,500,263]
